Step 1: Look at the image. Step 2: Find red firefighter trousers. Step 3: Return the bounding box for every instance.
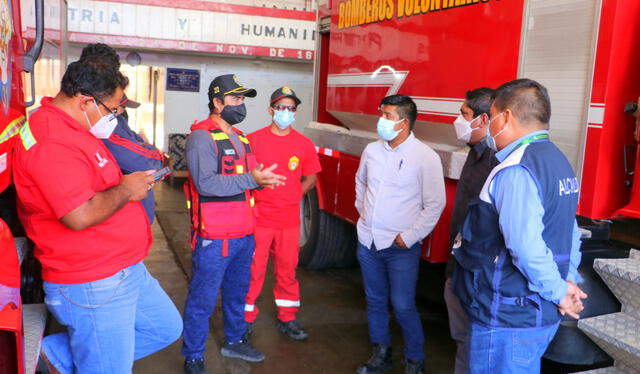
[245,225,300,323]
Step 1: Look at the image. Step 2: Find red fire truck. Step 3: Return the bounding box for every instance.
[300,0,640,367]
[0,0,44,372]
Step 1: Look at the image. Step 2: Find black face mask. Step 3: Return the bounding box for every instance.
[220,103,247,125]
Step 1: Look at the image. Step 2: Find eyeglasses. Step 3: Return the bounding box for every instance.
[97,99,119,118]
[272,104,297,112]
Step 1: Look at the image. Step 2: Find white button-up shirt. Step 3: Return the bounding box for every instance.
[355,133,446,250]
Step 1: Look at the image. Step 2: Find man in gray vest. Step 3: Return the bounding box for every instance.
[452,79,587,374]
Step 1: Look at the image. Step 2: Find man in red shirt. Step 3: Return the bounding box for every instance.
[244,87,321,340]
[12,58,182,373]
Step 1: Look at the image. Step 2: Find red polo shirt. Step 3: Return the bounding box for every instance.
[248,126,321,228]
[12,98,151,284]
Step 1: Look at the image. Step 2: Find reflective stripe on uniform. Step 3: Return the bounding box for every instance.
[0,116,26,144]
[238,135,249,144]
[211,132,230,141]
[275,299,300,307]
[19,121,36,151]
[245,304,255,312]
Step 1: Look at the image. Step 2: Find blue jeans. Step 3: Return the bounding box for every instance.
[468,321,560,374]
[357,241,424,361]
[42,262,183,374]
[182,235,255,360]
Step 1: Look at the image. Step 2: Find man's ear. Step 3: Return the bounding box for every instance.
[502,109,514,130]
[78,95,93,112]
[267,106,274,117]
[213,97,224,113]
[477,113,489,128]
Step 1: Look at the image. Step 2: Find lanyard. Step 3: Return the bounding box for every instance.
[513,133,550,152]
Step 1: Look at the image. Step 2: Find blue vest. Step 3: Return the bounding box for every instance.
[453,139,579,328]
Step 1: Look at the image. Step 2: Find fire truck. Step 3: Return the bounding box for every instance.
[0,0,44,372]
[300,0,640,368]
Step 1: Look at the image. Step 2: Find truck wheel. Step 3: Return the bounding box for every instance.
[299,188,355,269]
[299,188,319,267]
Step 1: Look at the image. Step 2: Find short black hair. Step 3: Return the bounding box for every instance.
[465,87,494,117]
[61,60,129,101]
[79,43,121,69]
[379,94,417,130]
[492,79,551,126]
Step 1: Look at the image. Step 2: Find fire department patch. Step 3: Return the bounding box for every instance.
[282,86,293,95]
[288,155,299,171]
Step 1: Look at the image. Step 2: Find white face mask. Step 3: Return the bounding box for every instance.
[453,114,481,143]
[84,100,118,139]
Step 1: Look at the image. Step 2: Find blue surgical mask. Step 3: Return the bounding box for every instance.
[274,110,295,129]
[486,112,507,151]
[377,117,404,141]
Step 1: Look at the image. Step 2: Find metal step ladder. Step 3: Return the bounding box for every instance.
[15,237,48,374]
[578,249,640,373]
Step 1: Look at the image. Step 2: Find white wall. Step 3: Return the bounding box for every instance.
[51,47,314,151]
[131,51,314,150]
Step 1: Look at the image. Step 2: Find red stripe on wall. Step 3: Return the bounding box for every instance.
[24,28,315,61]
[92,0,317,21]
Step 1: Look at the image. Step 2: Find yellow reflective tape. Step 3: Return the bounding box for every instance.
[211,132,229,141]
[250,197,255,207]
[0,116,26,144]
[186,201,191,209]
[238,135,249,144]
[224,86,247,96]
[236,165,244,174]
[19,121,36,151]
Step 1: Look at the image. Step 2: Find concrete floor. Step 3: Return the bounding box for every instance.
[135,180,456,374]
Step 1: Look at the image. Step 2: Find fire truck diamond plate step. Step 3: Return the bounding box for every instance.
[593,254,640,319]
[23,304,47,374]
[578,313,640,371]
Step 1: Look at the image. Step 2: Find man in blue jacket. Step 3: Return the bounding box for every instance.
[102,95,163,223]
[452,79,587,374]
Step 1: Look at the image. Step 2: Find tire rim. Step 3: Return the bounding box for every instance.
[299,194,312,246]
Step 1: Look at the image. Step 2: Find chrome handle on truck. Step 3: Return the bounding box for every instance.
[23,0,44,108]
[623,145,635,177]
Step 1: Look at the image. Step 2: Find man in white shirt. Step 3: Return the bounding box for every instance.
[355,94,446,374]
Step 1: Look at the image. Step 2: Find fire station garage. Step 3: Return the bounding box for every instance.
[2,0,640,373]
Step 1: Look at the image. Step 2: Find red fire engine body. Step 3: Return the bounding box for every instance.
[0,0,43,372]
[301,0,640,366]
[303,0,640,264]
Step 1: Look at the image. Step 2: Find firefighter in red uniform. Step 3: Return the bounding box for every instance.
[244,87,321,340]
[182,74,285,374]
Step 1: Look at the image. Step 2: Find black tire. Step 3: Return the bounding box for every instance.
[299,188,320,267]
[299,188,356,269]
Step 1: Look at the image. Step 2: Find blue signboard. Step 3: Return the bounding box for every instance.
[166,68,200,92]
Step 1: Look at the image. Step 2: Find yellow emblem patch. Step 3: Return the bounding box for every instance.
[236,165,244,174]
[282,86,293,95]
[288,156,300,171]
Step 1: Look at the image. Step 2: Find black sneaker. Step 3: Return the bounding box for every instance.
[277,320,308,341]
[184,358,208,374]
[404,359,424,374]
[356,344,392,374]
[243,322,254,341]
[220,340,265,362]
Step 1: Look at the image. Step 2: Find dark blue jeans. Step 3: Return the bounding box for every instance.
[357,241,424,361]
[182,235,255,360]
